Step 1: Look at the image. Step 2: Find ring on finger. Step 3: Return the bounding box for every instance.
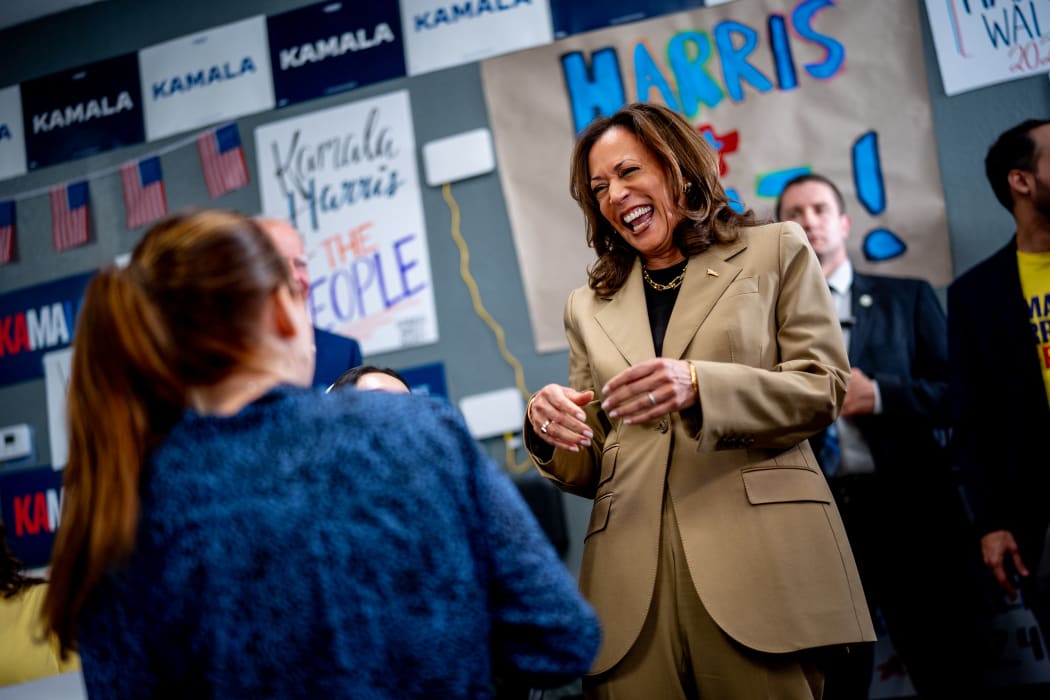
[541,419,552,434]
[647,391,657,406]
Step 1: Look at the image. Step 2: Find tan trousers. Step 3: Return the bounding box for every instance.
[584,494,824,700]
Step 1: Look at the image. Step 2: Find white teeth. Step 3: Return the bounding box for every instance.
[622,206,652,225]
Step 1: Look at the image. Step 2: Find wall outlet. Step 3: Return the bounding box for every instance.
[0,424,33,462]
[422,128,495,186]
[459,387,525,440]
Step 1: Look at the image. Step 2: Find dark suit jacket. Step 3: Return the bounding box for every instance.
[949,237,1050,564]
[811,271,953,478]
[312,328,362,388]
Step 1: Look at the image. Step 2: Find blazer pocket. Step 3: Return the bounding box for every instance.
[741,467,831,505]
[586,493,613,540]
[725,276,758,296]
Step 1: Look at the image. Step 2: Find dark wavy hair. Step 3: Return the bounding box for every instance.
[985,118,1050,212]
[1,521,44,599]
[569,102,758,297]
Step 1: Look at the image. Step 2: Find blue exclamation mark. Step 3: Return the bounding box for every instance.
[852,131,906,261]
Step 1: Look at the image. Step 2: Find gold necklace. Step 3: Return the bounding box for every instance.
[642,263,687,291]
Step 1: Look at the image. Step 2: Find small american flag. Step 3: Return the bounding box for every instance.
[197,123,250,199]
[0,200,13,265]
[50,181,91,252]
[121,155,168,229]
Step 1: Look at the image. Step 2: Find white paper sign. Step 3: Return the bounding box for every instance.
[254,90,438,355]
[923,0,1050,96]
[400,0,553,75]
[43,347,72,470]
[0,85,27,181]
[139,16,275,141]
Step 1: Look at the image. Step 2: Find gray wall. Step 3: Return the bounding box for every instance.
[0,0,1047,578]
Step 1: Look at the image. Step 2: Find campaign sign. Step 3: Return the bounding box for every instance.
[140,16,275,141]
[268,1,406,108]
[923,0,1050,96]
[21,53,144,170]
[255,90,439,356]
[0,271,93,387]
[0,85,27,181]
[0,465,65,569]
[549,0,703,38]
[400,0,553,76]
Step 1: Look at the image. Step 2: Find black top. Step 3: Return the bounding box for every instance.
[642,259,687,357]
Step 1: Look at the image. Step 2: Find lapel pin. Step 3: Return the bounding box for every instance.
[859,294,873,308]
[706,268,718,277]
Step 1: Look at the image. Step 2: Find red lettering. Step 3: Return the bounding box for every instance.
[33,492,49,533]
[6,313,30,354]
[1043,344,1050,369]
[13,494,35,536]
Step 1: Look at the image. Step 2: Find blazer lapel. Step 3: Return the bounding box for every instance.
[662,241,745,360]
[595,258,657,366]
[848,272,874,365]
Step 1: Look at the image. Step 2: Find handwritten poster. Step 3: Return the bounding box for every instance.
[924,0,1050,95]
[254,90,438,355]
[481,0,950,352]
[0,85,27,181]
[139,16,275,141]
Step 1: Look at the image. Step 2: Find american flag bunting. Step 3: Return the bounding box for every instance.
[0,200,13,265]
[50,181,91,252]
[121,155,168,229]
[197,124,250,199]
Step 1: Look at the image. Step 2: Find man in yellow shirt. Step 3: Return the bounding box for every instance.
[948,118,1050,642]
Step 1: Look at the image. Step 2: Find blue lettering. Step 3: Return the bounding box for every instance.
[0,124,11,140]
[768,14,798,90]
[714,20,773,102]
[394,234,426,298]
[561,48,626,134]
[667,31,724,119]
[634,43,681,111]
[792,0,845,80]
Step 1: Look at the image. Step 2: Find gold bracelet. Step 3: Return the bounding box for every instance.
[688,362,699,401]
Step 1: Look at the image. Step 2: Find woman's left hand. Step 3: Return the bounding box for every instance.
[601,358,697,424]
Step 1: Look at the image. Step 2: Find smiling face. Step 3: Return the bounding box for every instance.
[587,126,685,269]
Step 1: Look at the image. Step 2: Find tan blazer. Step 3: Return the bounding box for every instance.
[527,222,876,674]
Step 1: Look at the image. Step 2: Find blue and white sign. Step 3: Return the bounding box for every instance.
[268,1,406,108]
[0,465,65,569]
[0,271,93,387]
[139,16,275,141]
[0,85,27,181]
[401,0,553,76]
[21,53,144,170]
[255,90,439,356]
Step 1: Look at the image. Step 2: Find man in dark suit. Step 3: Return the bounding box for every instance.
[949,119,1050,643]
[257,218,362,388]
[778,173,983,698]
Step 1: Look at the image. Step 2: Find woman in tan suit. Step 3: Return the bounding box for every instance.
[525,103,875,699]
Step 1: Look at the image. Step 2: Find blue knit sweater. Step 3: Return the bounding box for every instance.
[77,386,600,698]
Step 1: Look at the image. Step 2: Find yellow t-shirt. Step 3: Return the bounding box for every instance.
[1017,250,1050,408]
[0,584,80,687]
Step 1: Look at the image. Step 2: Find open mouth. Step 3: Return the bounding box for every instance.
[622,205,653,232]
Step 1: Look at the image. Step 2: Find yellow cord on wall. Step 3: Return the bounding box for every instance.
[441,182,534,473]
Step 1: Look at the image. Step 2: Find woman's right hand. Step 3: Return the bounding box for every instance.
[528,384,595,452]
